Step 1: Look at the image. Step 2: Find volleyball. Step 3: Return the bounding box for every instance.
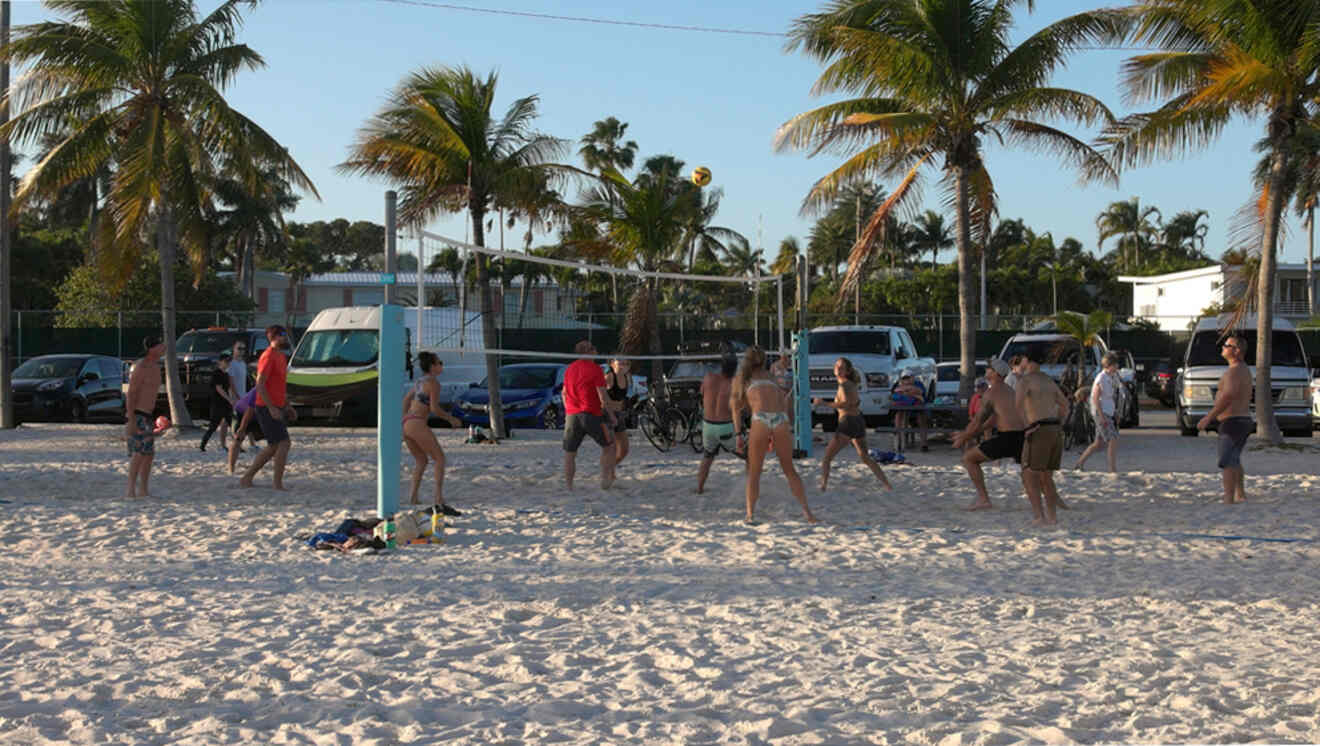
[154,416,170,432]
[691,166,712,187]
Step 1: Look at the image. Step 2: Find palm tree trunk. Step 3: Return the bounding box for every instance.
[1256,150,1286,444]
[953,166,975,403]
[471,208,505,438]
[156,212,194,428]
[1308,203,1315,317]
[647,278,662,386]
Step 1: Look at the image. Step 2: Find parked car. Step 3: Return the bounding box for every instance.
[1175,314,1312,437]
[1145,359,1176,408]
[934,360,987,399]
[807,325,936,429]
[170,327,283,417]
[1311,369,1319,429]
[662,340,747,416]
[453,363,567,430]
[1113,349,1140,428]
[10,354,126,424]
[998,332,1107,392]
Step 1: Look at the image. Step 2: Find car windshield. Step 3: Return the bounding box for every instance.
[478,366,560,389]
[808,331,891,356]
[1185,329,1309,368]
[291,330,379,367]
[937,364,986,382]
[177,331,245,354]
[668,361,720,379]
[1001,340,1097,367]
[13,357,84,379]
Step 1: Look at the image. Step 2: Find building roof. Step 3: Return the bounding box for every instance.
[1117,264,1224,284]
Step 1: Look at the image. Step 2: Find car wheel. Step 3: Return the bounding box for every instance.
[540,404,563,430]
[1282,428,1312,439]
[1176,403,1198,436]
[71,400,87,423]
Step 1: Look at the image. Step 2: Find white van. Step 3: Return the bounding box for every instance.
[1175,314,1312,437]
[287,306,486,422]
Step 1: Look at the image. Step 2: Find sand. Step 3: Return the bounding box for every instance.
[2,422,1319,744]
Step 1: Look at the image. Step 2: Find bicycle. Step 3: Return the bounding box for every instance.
[637,394,686,452]
[1063,392,1096,451]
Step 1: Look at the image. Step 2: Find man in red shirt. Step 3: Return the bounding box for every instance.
[240,325,294,490]
[562,340,616,489]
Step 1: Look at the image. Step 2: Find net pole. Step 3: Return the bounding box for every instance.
[377,304,404,520]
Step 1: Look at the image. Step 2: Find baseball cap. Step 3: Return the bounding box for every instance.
[989,358,1012,377]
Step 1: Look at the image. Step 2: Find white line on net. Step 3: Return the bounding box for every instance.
[417,230,783,286]
[420,347,736,361]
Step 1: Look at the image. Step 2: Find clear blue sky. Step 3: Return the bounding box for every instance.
[10,0,1312,266]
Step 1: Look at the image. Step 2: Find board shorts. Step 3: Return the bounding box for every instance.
[611,414,627,434]
[837,414,867,440]
[127,410,155,457]
[255,405,290,446]
[209,400,233,427]
[701,419,735,457]
[1217,416,1252,469]
[1023,422,1062,471]
[563,413,609,452]
[1094,411,1118,444]
[978,429,1024,463]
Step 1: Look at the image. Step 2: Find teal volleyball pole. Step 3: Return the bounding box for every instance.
[793,330,811,457]
[377,303,404,519]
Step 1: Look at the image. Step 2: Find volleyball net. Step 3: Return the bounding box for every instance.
[404,229,790,364]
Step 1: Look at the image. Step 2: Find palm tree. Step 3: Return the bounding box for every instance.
[2,0,317,428]
[1094,0,1320,444]
[1159,209,1210,260]
[778,0,1119,400]
[771,236,801,275]
[579,117,638,174]
[1053,309,1112,392]
[911,210,954,269]
[579,165,695,381]
[212,161,301,300]
[1096,197,1161,272]
[340,65,570,438]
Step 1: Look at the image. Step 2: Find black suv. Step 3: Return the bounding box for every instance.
[170,328,279,415]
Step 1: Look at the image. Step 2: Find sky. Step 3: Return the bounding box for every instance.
[8,0,1314,267]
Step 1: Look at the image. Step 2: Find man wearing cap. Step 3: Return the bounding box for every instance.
[951,358,1027,511]
[240,325,294,490]
[124,336,165,498]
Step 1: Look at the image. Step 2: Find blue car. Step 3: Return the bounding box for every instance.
[453,363,567,430]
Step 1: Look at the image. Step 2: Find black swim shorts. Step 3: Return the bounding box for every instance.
[255,405,290,446]
[978,430,1024,463]
[837,414,867,440]
[563,413,609,452]
[1217,416,1252,469]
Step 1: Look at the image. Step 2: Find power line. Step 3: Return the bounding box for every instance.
[376,0,787,38]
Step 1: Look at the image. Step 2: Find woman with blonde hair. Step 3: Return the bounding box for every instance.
[732,346,817,524]
[814,357,891,491]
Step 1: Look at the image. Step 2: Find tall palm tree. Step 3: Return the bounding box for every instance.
[1094,0,1320,444]
[579,117,638,174]
[1095,197,1161,272]
[212,161,300,299]
[2,0,317,428]
[911,210,953,269]
[778,0,1119,400]
[340,65,569,438]
[771,235,801,275]
[1159,209,1210,260]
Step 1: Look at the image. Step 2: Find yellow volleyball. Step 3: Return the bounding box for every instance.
[691,166,712,187]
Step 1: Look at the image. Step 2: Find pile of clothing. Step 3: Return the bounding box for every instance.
[869,449,907,464]
[305,517,387,553]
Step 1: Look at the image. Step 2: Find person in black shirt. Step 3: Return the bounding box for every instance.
[200,352,236,452]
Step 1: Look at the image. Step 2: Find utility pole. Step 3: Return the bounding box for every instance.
[1,1,13,430]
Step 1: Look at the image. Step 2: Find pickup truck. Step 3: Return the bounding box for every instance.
[1175,315,1313,437]
[806,325,936,429]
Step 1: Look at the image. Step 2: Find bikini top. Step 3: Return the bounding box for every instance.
[747,378,780,391]
[606,370,628,401]
[411,375,433,405]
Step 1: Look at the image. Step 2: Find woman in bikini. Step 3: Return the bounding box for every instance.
[731,346,817,524]
[603,357,632,467]
[403,352,463,515]
[814,357,891,491]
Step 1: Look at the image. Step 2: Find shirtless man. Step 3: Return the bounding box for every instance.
[696,352,738,494]
[1015,349,1070,526]
[124,336,165,498]
[1198,332,1252,504]
[952,358,1026,511]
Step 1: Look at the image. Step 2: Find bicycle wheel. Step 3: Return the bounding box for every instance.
[640,407,675,452]
[687,412,705,454]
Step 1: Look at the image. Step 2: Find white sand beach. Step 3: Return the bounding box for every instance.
[2,423,1320,744]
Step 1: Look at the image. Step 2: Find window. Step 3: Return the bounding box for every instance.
[1211,281,1221,291]
[1156,287,1165,297]
[807,331,892,355]
[352,288,384,306]
[268,289,286,314]
[99,359,122,380]
[291,330,380,367]
[1283,278,1307,302]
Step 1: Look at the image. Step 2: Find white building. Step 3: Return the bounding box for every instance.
[1120,263,1317,330]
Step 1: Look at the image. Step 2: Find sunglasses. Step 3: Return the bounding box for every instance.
[1222,343,1239,350]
